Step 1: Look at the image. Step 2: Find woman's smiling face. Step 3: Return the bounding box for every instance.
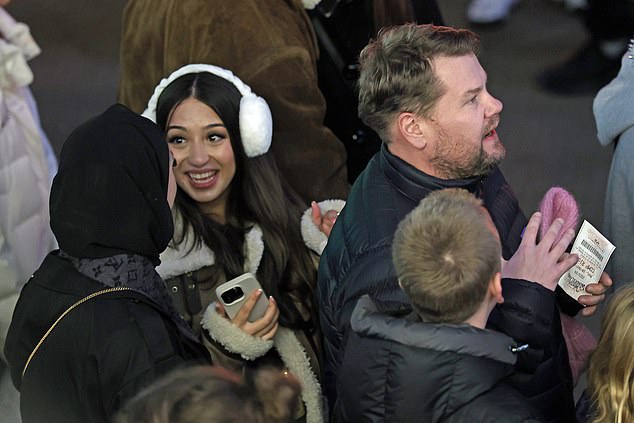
[166,97,236,223]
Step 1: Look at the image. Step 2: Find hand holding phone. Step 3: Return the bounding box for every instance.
[216,273,269,321]
[215,273,279,340]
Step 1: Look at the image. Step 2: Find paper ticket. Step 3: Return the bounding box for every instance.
[558,220,615,300]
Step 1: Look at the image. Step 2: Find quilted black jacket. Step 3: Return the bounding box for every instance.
[5,252,210,423]
[335,296,543,423]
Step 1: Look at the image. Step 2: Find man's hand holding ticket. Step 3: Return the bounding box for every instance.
[558,220,616,301]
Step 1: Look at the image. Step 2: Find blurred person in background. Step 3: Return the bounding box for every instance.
[465,0,586,27]
[114,365,302,423]
[593,36,634,287]
[537,0,634,95]
[0,1,57,421]
[309,0,444,181]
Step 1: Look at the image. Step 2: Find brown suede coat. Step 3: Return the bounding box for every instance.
[118,0,350,202]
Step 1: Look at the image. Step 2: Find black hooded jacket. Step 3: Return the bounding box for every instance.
[4,105,210,423]
[335,296,543,423]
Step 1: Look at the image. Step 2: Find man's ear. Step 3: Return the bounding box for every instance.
[398,279,404,290]
[396,112,428,150]
[489,272,503,304]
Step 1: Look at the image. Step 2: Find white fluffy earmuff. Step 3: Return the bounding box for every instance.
[142,64,272,158]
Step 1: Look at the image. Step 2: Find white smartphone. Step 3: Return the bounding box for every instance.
[215,273,269,322]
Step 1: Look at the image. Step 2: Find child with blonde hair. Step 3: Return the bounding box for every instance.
[577,285,634,423]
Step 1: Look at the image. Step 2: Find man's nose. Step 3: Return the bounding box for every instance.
[486,93,503,117]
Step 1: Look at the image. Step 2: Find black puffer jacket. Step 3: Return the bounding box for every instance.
[335,296,543,423]
[318,145,574,422]
[4,253,210,423]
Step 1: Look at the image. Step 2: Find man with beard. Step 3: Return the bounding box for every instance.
[318,24,608,423]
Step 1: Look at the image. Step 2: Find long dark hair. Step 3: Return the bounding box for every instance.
[156,72,317,329]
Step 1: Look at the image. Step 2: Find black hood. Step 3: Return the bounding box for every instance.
[50,104,173,264]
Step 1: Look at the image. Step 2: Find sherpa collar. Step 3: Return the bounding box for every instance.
[156,212,264,280]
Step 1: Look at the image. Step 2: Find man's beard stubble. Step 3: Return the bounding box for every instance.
[430,135,506,180]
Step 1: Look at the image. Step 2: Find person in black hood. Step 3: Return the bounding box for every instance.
[4,104,210,423]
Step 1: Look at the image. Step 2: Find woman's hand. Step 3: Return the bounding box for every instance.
[216,289,279,340]
[311,201,338,237]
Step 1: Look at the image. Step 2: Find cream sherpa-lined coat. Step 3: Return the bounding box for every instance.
[157,200,344,423]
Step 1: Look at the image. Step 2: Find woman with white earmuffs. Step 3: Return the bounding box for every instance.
[143,64,344,423]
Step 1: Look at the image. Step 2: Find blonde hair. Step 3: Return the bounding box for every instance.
[392,188,500,323]
[588,285,634,423]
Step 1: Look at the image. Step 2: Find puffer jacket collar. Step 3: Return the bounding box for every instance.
[380,143,484,202]
[352,295,518,366]
[375,145,523,260]
[349,295,524,419]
